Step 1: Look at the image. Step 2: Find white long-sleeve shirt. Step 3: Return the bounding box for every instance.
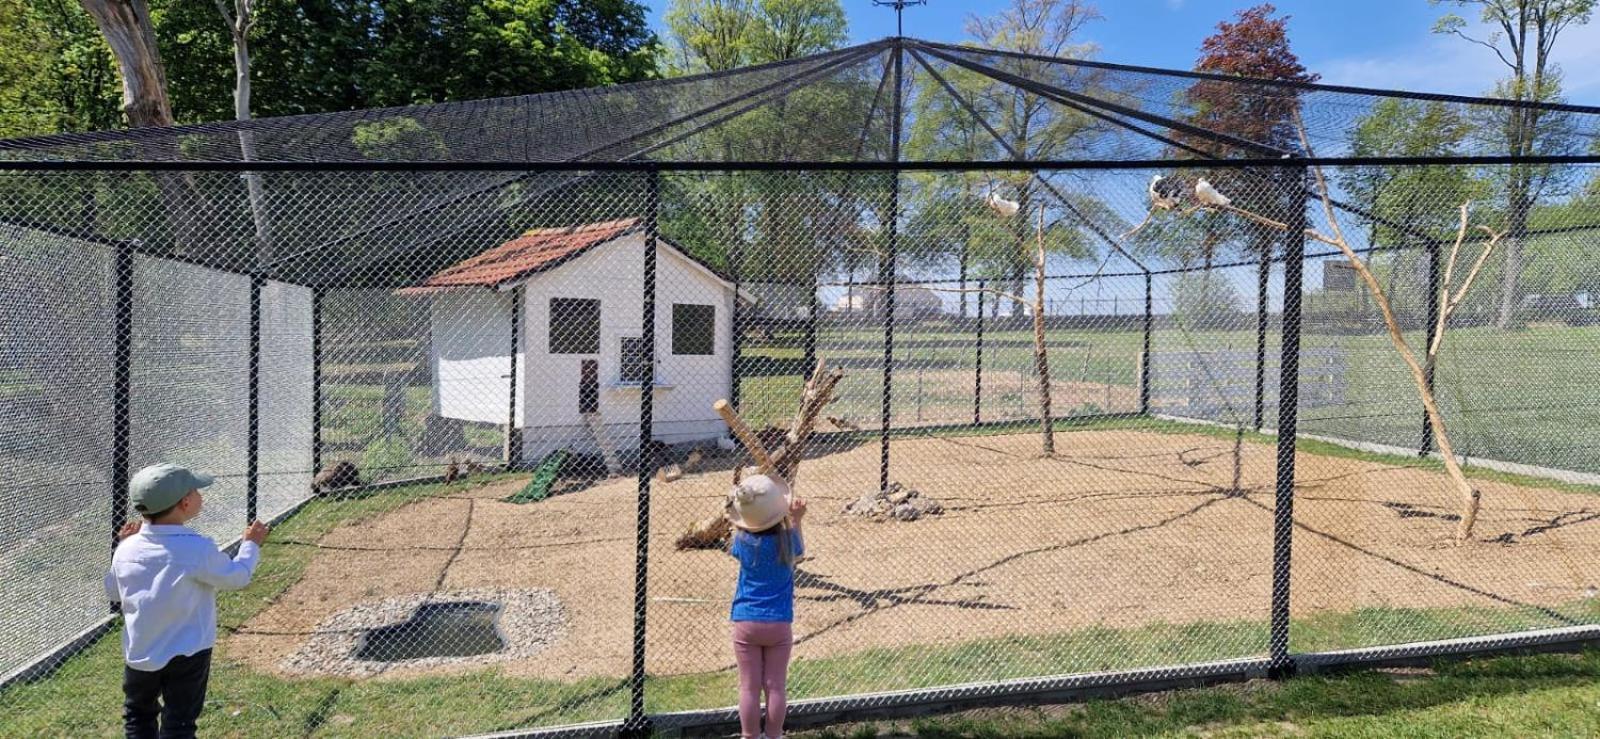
[104,524,260,671]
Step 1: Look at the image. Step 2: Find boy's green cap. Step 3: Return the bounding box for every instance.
[130,463,213,514]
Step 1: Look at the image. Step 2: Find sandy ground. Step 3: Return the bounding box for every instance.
[224,429,1600,683]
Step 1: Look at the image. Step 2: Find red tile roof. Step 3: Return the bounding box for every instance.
[398,218,641,295]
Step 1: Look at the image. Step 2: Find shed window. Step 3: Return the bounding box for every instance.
[549,298,599,354]
[672,303,715,355]
[619,337,649,383]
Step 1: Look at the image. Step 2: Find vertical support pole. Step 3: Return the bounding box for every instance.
[1269,169,1308,679]
[110,243,134,613]
[974,279,985,426]
[311,289,323,476]
[878,40,903,496]
[504,285,524,469]
[247,275,262,524]
[1420,240,1442,456]
[625,168,661,738]
[1139,272,1153,415]
[804,278,819,381]
[1254,250,1271,431]
[730,235,744,410]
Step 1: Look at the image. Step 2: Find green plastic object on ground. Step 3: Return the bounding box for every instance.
[506,450,568,503]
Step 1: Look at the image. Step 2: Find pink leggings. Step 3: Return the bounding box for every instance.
[732,621,793,739]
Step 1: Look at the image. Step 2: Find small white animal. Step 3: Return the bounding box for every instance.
[984,191,1020,217]
[1195,178,1231,207]
[1149,174,1183,210]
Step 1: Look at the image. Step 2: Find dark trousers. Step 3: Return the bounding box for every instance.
[122,649,212,739]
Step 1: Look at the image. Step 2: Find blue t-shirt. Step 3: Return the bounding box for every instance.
[729,529,804,622]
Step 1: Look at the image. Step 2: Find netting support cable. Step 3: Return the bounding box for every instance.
[879,40,905,496]
[1269,168,1308,679]
[1420,240,1443,457]
[109,242,134,614]
[908,46,1151,273]
[1254,251,1271,431]
[247,275,262,523]
[1140,273,1153,415]
[261,44,884,280]
[625,167,661,739]
[913,41,1281,159]
[505,285,525,469]
[621,45,887,161]
[913,41,1464,257]
[310,289,323,476]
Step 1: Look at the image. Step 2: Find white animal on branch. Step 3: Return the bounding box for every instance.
[984,191,1020,217]
[1149,174,1183,210]
[1195,178,1231,207]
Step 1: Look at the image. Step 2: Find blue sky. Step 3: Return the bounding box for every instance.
[643,0,1600,104]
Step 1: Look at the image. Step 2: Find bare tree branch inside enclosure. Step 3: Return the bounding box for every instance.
[1154,111,1509,541]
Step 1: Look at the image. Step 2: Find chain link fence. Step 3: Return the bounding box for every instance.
[4,36,1600,736]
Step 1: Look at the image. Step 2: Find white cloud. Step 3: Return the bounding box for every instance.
[1314,19,1600,104]
[1165,0,1186,9]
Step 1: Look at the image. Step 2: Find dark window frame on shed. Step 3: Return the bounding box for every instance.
[549,297,600,354]
[672,303,716,356]
[619,336,648,384]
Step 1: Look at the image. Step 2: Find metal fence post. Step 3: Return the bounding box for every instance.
[878,41,903,495]
[625,168,661,738]
[1254,250,1270,430]
[310,289,323,477]
[974,279,985,425]
[247,275,262,524]
[804,277,819,380]
[730,232,744,410]
[1420,240,1442,456]
[1139,272,1153,415]
[505,285,524,469]
[110,243,134,613]
[1269,169,1307,679]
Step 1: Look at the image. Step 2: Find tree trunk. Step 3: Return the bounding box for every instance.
[219,0,275,265]
[80,0,172,127]
[1032,208,1053,456]
[223,0,275,266]
[80,0,201,257]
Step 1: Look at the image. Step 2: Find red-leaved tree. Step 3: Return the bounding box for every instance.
[1174,4,1318,267]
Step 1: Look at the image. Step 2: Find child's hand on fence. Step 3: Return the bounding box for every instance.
[117,520,141,541]
[243,521,270,546]
[789,496,807,522]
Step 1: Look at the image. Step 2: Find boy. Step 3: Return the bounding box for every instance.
[105,463,270,739]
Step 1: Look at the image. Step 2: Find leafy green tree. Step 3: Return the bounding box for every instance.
[663,0,844,72]
[1432,0,1595,328]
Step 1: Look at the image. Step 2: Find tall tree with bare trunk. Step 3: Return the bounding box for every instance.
[212,0,274,264]
[1184,116,1504,541]
[1433,0,1593,329]
[78,0,172,127]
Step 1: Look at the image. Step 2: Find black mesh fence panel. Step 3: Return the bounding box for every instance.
[0,222,114,680]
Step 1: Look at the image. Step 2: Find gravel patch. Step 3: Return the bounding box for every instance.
[282,587,567,678]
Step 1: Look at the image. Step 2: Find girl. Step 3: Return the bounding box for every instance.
[727,473,807,739]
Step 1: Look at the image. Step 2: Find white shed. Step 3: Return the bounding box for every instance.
[400,218,745,466]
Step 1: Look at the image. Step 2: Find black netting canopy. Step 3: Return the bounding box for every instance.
[2,37,1599,288]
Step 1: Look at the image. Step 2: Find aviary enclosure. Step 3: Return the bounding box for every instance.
[4,37,1600,737]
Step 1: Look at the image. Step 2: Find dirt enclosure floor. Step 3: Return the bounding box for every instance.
[225,429,1600,683]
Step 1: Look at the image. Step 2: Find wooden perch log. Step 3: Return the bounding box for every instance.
[714,399,774,473]
[713,357,844,489]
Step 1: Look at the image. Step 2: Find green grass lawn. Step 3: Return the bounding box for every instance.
[742,322,1600,474]
[801,649,1600,738]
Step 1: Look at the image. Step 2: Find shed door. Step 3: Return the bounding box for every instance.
[579,360,599,415]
